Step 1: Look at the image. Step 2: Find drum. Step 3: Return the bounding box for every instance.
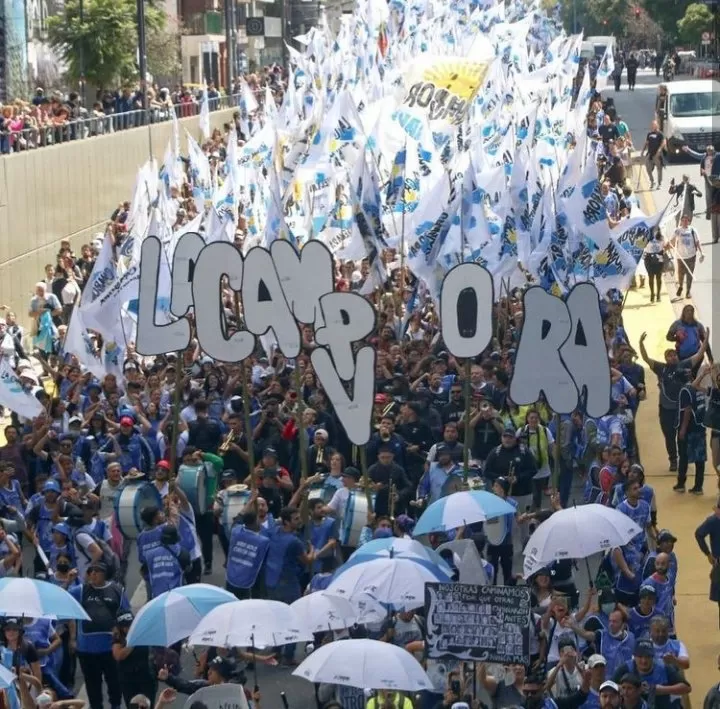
[177,464,207,514]
[113,481,163,540]
[340,490,376,548]
[222,484,251,536]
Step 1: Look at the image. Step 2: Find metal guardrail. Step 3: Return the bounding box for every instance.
[0,92,242,155]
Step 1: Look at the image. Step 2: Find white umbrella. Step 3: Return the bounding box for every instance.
[522,504,643,578]
[326,557,450,608]
[187,599,313,648]
[294,638,433,691]
[290,594,360,633]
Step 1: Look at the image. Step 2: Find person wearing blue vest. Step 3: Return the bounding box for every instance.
[640,553,675,634]
[225,508,270,599]
[307,499,338,574]
[265,506,315,666]
[416,444,462,506]
[648,616,689,674]
[485,476,517,585]
[143,525,190,599]
[615,480,652,556]
[21,617,73,699]
[137,505,167,598]
[68,561,130,709]
[611,639,690,709]
[624,586,661,641]
[575,608,635,680]
[642,530,678,588]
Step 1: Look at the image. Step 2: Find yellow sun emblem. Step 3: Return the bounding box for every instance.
[422,60,489,101]
[595,251,609,265]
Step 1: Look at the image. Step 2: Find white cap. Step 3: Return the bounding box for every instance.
[587,653,607,668]
[451,704,471,709]
[600,680,620,693]
[36,693,53,708]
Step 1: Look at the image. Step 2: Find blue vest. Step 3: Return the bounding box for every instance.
[580,690,601,709]
[613,546,643,594]
[0,481,22,509]
[309,518,336,573]
[628,607,660,640]
[49,542,75,570]
[144,544,184,598]
[23,618,55,669]
[653,638,682,664]
[600,630,635,677]
[36,502,56,553]
[137,525,165,566]
[622,658,669,687]
[177,514,197,555]
[642,574,674,629]
[226,525,270,589]
[265,530,302,590]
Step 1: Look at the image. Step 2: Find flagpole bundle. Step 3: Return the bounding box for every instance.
[168,350,184,475]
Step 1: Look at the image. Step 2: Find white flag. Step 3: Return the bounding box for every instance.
[0,361,44,420]
[199,84,211,140]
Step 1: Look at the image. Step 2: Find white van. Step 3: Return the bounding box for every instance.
[585,36,616,60]
[662,79,720,155]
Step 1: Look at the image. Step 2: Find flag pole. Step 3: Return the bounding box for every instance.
[168,349,184,475]
[234,293,256,489]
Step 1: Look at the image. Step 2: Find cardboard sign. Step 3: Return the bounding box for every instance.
[182,684,249,709]
[424,582,531,664]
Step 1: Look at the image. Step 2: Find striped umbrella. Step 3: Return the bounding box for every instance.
[126,583,237,647]
[0,578,90,621]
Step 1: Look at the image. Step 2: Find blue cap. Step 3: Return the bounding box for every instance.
[43,480,61,494]
[52,523,71,537]
[373,528,393,540]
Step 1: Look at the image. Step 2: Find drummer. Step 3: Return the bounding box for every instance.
[323,466,362,561]
[415,444,463,506]
[151,460,171,499]
[212,470,242,558]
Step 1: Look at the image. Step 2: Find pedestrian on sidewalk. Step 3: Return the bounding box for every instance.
[668,215,704,299]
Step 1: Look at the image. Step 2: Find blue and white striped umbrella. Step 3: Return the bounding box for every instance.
[349,537,453,575]
[413,490,517,536]
[0,578,90,620]
[126,583,237,647]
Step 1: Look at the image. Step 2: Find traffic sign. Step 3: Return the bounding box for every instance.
[702,31,711,40]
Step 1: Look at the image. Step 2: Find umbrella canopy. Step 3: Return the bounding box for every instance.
[0,578,90,621]
[290,594,360,633]
[349,537,453,575]
[293,638,433,691]
[523,504,643,578]
[127,583,237,647]
[326,557,450,608]
[413,490,517,536]
[187,599,313,648]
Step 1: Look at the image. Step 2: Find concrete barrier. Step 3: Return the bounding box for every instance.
[0,106,237,328]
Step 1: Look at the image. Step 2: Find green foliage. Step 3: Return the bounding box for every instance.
[47,0,165,91]
[643,0,693,39]
[677,2,714,44]
[146,20,183,83]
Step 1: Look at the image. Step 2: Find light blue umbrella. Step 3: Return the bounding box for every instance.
[126,583,237,647]
[348,537,453,575]
[413,490,517,536]
[0,578,90,620]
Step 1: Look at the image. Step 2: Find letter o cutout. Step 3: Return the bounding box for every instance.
[439,263,494,359]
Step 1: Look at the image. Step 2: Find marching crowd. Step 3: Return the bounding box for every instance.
[0,77,720,709]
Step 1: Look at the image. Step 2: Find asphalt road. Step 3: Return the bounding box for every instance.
[609,68,718,350]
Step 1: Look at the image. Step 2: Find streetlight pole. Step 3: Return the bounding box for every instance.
[224,0,234,95]
[137,0,148,111]
[79,0,86,105]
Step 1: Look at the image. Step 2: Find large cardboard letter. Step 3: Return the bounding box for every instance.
[314,292,376,381]
[192,243,255,362]
[312,346,376,446]
[171,232,205,317]
[242,247,300,358]
[271,240,334,326]
[561,283,611,418]
[136,237,191,355]
[510,287,577,413]
[439,264,494,359]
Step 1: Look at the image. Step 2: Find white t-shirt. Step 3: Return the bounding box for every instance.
[97,480,123,521]
[327,487,350,523]
[73,531,99,582]
[674,227,699,259]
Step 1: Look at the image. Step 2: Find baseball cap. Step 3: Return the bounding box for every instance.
[342,466,361,480]
[87,561,108,574]
[156,460,171,470]
[262,447,278,458]
[52,522,71,537]
[656,529,677,543]
[119,416,134,427]
[221,469,238,480]
[436,443,450,454]
[43,480,61,494]
[3,618,22,629]
[451,704,470,709]
[116,612,134,626]
[639,584,657,597]
[587,654,607,668]
[599,681,620,693]
[68,415,83,425]
[633,639,654,657]
[502,421,517,436]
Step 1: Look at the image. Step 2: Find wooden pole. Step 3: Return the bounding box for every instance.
[168,350,184,475]
[552,412,562,494]
[462,358,473,483]
[359,446,373,511]
[239,363,256,490]
[293,366,311,538]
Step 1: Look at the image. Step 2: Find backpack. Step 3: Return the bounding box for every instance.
[75,530,121,582]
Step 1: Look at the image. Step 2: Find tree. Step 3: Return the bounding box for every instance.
[146,19,184,85]
[643,0,693,40]
[677,2,714,45]
[47,0,164,91]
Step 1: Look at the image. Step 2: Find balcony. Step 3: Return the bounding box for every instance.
[185,11,225,36]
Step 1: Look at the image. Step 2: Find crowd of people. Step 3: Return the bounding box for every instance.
[0,67,286,155]
[2,40,720,709]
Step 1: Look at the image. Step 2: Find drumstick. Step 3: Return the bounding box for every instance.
[35,543,53,577]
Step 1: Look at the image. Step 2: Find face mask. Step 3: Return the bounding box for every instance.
[56,562,70,573]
